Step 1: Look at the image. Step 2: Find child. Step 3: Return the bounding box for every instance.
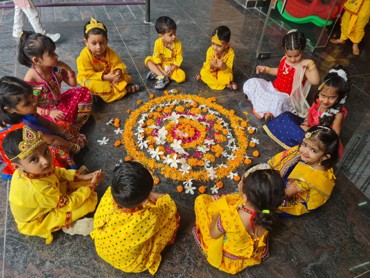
[19,31,92,129]
[330,0,370,55]
[91,161,179,275]
[3,126,104,244]
[12,0,60,42]
[263,65,349,154]
[193,165,286,274]
[268,126,339,216]
[0,76,86,174]
[145,16,185,90]
[196,26,236,91]
[243,30,320,122]
[77,18,139,103]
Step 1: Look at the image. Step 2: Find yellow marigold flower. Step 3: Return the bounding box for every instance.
[175,105,185,112]
[229,110,235,116]
[149,93,155,99]
[136,100,143,105]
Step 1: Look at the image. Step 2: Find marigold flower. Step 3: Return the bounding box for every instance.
[177,185,184,192]
[244,158,252,164]
[154,177,160,185]
[249,142,256,148]
[216,181,223,188]
[136,100,143,105]
[124,156,132,161]
[113,118,120,128]
[248,128,255,134]
[234,175,241,181]
[229,110,235,116]
[114,140,121,147]
[252,150,260,157]
[149,93,155,99]
[199,186,206,193]
[127,109,131,114]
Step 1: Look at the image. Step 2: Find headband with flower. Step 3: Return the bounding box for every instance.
[10,126,45,160]
[85,18,106,34]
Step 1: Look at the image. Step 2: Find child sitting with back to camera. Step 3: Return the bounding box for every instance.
[243,30,320,123]
[91,161,180,275]
[268,125,339,216]
[263,65,349,156]
[145,16,185,90]
[19,31,92,129]
[193,165,286,274]
[0,76,87,175]
[77,18,139,103]
[195,25,237,91]
[3,125,104,244]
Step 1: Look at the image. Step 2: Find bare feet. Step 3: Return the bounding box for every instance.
[227,81,238,91]
[330,38,346,45]
[352,44,360,56]
[195,73,201,81]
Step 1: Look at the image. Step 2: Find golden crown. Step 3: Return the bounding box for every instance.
[14,126,46,160]
[85,18,106,34]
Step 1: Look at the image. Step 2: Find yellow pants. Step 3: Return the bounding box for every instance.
[200,68,233,90]
[340,0,370,43]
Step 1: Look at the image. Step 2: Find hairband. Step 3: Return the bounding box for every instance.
[304,126,331,139]
[287,29,298,34]
[211,30,223,46]
[10,126,45,160]
[243,163,271,178]
[329,69,348,81]
[85,18,106,34]
[262,210,270,214]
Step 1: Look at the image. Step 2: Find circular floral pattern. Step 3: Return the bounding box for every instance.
[123,94,251,186]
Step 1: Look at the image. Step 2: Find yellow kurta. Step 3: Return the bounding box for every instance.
[9,167,98,244]
[200,46,235,90]
[194,194,268,274]
[340,0,370,43]
[91,188,180,275]
[268,146,336,216]
[144,38,185,83]
[76,46,132,103]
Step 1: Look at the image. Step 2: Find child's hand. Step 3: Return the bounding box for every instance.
[211,58,219,69]
[114,69,123,80]
[148,192,163,203]
[76,133,87,148]
[49,110,64,121]
[88,169,105,190]
[56,61,73,72]
[256,65,269,74]
[103,72,116,82]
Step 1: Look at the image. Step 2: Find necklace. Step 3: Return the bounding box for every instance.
[282,60,293,75]
[32,65,60,105]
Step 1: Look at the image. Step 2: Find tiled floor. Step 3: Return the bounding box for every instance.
[0,0,369,277]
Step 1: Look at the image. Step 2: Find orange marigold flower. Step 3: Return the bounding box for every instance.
[177,185,184,192]
[186,103,191,108]
[229,110,235,116]
[197,160,204,167]
[248,128,255,134]
[199,186,206,194]
[241,121,247,128]
[149,93,155,99]
[114,140,121,147]
[164,90,169,95]
[244,158,252,164]
[234,175,241,181]
[136,100,143,105]
[192,102,198,108]
[154,177,160,185]
[252,150,260,157]
[202,108,208,113]
[222,129,228,135]
[175,105,185,113]
[148,144,154,149]
[249,142,256,148]
[124,156,132,161]
[113,118,120,127]
[127,109,131,114]
[157,107,163,112]
[216,181,223,188]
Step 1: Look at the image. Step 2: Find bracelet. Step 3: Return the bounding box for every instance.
[68,142,80,154]
[265,66,270,73]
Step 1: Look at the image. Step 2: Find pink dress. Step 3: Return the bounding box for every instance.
[27,66,92,129]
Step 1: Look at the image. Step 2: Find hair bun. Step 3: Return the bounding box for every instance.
[329,69,348,81]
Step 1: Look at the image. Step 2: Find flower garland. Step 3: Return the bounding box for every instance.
[122,94,259,194]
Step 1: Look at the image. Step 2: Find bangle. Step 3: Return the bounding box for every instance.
[265,66,270,73]
[41,109,50,116]
[68,142,80,154]
[306,60,315,69]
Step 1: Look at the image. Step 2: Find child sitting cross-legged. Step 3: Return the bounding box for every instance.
[3,125,104,244]
[91,161,180,275]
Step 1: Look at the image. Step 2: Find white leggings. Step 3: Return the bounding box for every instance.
[13,2,45,36]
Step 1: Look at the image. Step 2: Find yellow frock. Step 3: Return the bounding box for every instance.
[91,187,180,275]
[200,46,235,90]
[9,167,98,244]
[268,146,336,216]
[194,194,268,274]
[76,46,132,103]
[144,38,186,83]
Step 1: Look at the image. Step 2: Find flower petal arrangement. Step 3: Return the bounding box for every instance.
[122,94,257,193]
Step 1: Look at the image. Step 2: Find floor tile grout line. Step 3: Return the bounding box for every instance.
[1,180,10,278]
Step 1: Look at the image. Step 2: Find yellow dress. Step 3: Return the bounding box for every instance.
[9,167,98,244]
[144,38,185,83]
[90,187,180,275]
[200,46,235,90]
[268,146,336,216]
[340,0,370,43]
[76,46,133,103]
[194,194,268,274]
